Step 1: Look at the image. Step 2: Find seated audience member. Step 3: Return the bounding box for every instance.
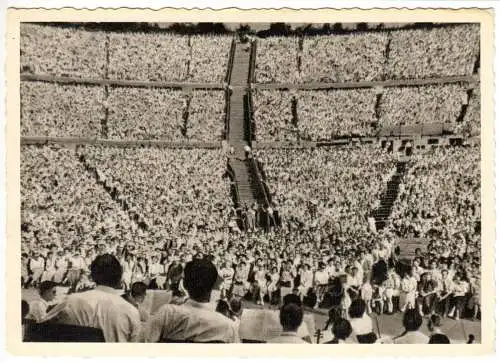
[50,254,141,342]
[141,259,239,343]
[122,281,149,322]
[324,318,353,344]
[393,309,429,344]
[26,280,58,322]
[348,299,374,338]
[268,302,309,344]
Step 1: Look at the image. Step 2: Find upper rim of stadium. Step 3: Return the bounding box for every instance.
[20,21,480,88]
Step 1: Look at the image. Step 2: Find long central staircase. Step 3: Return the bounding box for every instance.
[226,40,271,225]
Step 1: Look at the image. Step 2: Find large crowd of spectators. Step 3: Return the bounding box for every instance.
[388,146,480,267]
[21,145,140,258]
[254,37,300,83]
[20,24,107,79]
[296,89,377,139]
[186,91,227,141]
[386,24,480,80]
[21,24,232,83]
[107,87,186,140]
[377,84,466,128]
[80,146,234,246]
[251,84,478,141]
[254,24,479,83]
[252,90,297,142]
[21,81,105,138]
[21,143,481,344]
[301,33,388,83]
[21,83,226,142]
[255,146,396,238]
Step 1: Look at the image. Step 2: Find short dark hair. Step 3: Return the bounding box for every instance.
[39,280,57,296]
[283,293,302,307]
[403,309,423,331]
[279,303,303,332]
[130,281,147,298]
[90,254,123,288]
[429,334,450,344]
[332,319,352,340]
[348,299,366,319]
[183,259,218,300]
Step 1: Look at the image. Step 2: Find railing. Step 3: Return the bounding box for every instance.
[227,161,244,230]
[20,136,221,149]
[247,40,257,84]
[252,74,479,90]
[244,88,255,144]
[225,36,237,84]
[21,73,225,90]
[224,87,232,139]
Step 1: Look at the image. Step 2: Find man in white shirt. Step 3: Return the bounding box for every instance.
[268,302,309,344]
[26,280,58,322]
[393,309,429,344]
[50,254,141,342]
[141,259,239,343]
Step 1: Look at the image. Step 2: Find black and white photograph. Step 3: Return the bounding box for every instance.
[3,6,495,355]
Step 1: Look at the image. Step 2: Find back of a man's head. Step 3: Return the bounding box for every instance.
[283,293,302,307]
[183,259,218,301]
[279,303,303,333]
[429,333,450,344]
[90,253,123,288]
[348,299,366,319]
[332,318,352,341]
[403,309,423,332]
[130,281,147,300]
[39,280,57,295]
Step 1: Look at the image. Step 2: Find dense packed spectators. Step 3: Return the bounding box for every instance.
[107,87,186,140]
[378,84,466,128]
[386,24,480,80]
[21,24,233,83]
[108,32,190,82]
[186,91,226,141]
[188,36,232,83]
[255,37,300,83]
[21,145,140,256]
[388,145,480,244]
[297,89,377,139]
[253,24,479,84]
[252,90,297,142]
[255,146,396,238]
[301,33,388,83]
[21,81,105,138]
[81,146,234,245]
[20,24,107,79]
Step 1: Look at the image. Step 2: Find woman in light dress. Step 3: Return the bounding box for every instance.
[254,263,268,305]
[399,271,418,311]
[266,266,280,304]
[53,251,68,284]
[121,254,135,290]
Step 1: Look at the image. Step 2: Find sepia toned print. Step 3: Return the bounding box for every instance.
[5,8,495,356]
